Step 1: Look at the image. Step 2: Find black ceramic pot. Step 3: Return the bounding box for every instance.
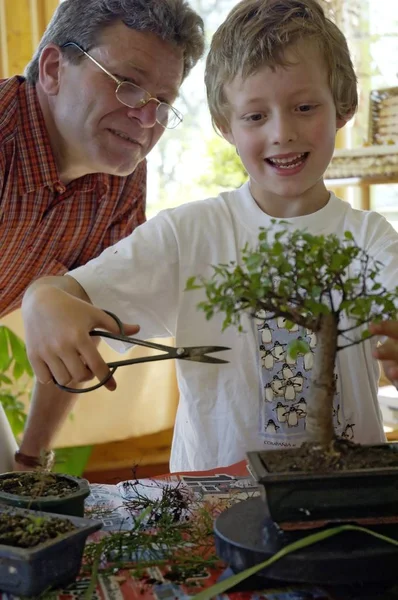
[247,443,398,525]
[0,472,90,517]
[0,505,101,596]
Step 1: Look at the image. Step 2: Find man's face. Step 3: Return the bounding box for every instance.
[221,42,347,216]
[49,21,184,178]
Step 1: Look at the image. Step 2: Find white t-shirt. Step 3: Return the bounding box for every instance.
[70,183,398,472]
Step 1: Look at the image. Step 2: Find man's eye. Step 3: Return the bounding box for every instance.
[115,74,135,84]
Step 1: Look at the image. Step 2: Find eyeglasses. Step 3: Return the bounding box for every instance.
[61,42,183,129]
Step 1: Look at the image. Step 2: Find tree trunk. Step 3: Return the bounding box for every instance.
[305,313,338,446]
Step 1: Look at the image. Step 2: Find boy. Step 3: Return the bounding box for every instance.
[20,0,398,472]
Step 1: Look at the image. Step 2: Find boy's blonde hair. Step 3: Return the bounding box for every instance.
[205,0,357,132]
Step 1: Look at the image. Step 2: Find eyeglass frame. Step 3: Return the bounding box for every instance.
[61,42,183,129]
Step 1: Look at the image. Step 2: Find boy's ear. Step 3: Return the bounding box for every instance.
[336,110,355,131]
[217,123,235,145]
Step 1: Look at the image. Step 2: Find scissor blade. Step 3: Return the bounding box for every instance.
[202,356,230,364]
[182,355,230,364]
[180,345,230,364]
[186,346,231,353]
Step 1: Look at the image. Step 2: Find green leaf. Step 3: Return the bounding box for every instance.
[0,327,10,372]
[344,231,354,241]
[185,276,201,291]
[0,374,12,385]
[273,241,284,255]
[7,328,27,366]
[287,339,310,359]
[245,253,263,270]
[13,362,25,381]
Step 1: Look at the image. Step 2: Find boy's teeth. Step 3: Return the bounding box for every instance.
[268,153,306,167]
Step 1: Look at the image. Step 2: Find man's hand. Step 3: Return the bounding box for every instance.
[370,321,398,386]
[22,277,139,391]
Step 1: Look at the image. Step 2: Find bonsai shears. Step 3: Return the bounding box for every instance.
[56,310,230,393]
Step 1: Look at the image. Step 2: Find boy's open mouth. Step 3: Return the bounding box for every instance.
[266,152,309,170]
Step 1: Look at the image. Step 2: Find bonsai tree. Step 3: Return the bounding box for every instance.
[186,225,398,449]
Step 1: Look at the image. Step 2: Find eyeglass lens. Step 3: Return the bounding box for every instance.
[116,82,180,129]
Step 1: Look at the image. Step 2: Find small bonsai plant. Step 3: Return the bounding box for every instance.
[187,225,398,453]
[0,471,91,517]
[0,504,101,596]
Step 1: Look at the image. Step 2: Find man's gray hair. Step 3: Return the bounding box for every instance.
[25,0,205,84]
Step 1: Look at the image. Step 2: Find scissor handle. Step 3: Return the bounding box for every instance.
[55,367,118,394]
[54,310,124,393]
[92,310,126,335]
[54,310,230,394]
[89,310,178,354]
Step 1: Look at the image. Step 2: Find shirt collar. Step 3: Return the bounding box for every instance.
[16,80,109,196]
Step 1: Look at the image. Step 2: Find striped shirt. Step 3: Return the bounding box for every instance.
[0,76,146,317]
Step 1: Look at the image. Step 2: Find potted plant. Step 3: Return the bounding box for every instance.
[0,471,91,517]
[187,225,398,525]
[0,504,101,596]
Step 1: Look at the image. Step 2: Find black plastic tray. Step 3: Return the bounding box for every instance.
[247,443,398,524]
[0,505,102,596]
[0,472,90,516]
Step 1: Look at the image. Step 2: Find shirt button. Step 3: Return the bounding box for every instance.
[54,182,66,194]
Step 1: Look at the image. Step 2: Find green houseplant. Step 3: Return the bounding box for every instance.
[0,324,92,477]
[0,325,90,514]
[0,325,33,440]
[187,225,398,524]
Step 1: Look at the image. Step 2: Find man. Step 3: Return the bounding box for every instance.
[0,0,204,471]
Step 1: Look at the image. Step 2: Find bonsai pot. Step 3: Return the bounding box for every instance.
[0,472,90,517]
[247,443,398,526]
[0,505,101,596]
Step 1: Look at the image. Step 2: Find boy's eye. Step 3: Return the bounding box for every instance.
[297,105,315,113]
[244,113,265,122]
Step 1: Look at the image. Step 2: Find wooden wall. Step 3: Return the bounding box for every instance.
[0,0,58,78]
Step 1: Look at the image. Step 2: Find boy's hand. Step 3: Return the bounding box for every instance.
[22,285,139,391]
[370,321,398,385]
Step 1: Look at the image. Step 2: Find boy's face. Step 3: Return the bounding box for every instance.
[221,42,347,217]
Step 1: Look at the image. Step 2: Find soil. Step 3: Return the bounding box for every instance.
[0,473,78,498]
[260,438,398,473]
[0,513,76,548]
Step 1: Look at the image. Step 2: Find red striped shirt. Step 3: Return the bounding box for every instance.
[0,77,146,317]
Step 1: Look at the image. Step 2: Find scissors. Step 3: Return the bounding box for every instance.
[55,311,230,393]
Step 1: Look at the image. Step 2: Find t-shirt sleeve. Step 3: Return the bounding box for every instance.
[68,211,179,340]
[366,214,398,295]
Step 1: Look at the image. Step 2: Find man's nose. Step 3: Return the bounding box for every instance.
[270,113,297,145]
[126,101,158,128]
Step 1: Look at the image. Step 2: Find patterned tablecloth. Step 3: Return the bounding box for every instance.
[1,462,396,600]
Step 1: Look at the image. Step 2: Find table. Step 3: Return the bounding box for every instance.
[2,462,397,600]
